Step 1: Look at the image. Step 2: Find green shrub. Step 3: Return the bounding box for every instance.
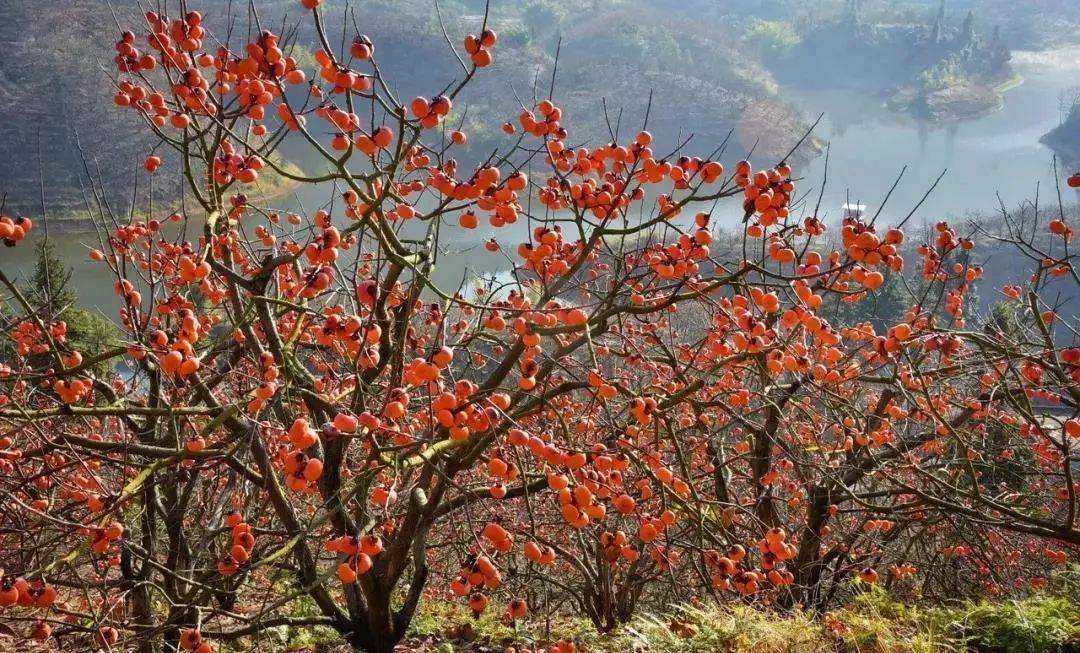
[956,596,1080,652]
[742,20,801,60]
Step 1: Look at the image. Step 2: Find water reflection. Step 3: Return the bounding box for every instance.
[781,49,1079,228]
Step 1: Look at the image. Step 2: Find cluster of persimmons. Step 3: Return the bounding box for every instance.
[0,2,1077,652]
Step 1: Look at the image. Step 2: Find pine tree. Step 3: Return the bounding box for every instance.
[962,11,976,46]
[22,240,119,375]
[27,241,76,320]
[930,0,945,44]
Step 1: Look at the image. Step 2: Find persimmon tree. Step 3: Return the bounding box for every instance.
[0,2,1077,653]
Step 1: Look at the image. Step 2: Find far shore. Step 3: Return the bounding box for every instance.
[19,163,304,237]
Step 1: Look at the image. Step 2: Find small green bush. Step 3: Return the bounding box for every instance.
[956,596,1079,652]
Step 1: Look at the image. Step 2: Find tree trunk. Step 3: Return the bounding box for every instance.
[341,597,407,653]
[345,620,399,653]
[793,488,830,608]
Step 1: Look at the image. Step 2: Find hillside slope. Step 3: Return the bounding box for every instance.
[0,0,158,216]
[0,0,815,223]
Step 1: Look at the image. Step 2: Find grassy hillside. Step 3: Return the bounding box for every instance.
[0,0,156,217]
[0,0,815,224]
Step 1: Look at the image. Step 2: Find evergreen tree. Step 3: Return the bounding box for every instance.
[27,241,76,319]
[845,0,860,27]
[961,10,976,47]
[21,240,120,375]
[522,0,565,42]
[930,0,945,44]
[825,265,909,332]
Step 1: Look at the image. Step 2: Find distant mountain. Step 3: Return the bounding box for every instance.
[0,0,815,225]
[0,0,160,217]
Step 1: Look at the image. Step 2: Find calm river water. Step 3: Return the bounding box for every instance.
[772,48,1080,226]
